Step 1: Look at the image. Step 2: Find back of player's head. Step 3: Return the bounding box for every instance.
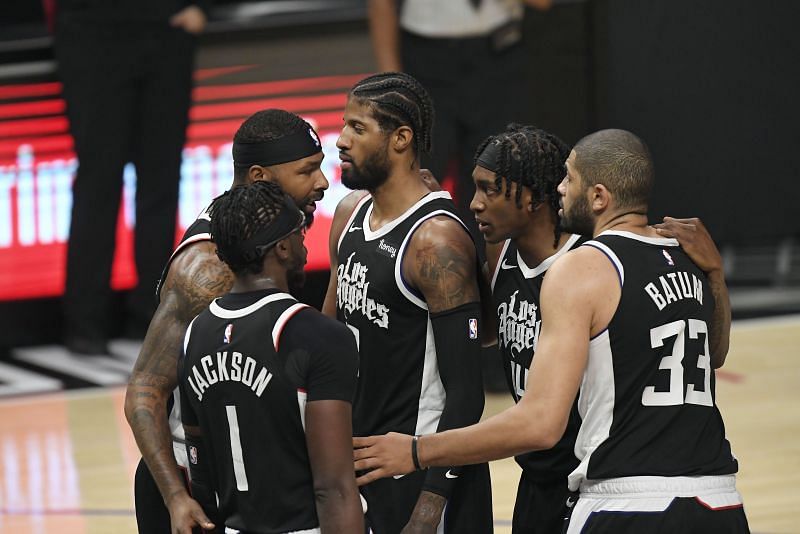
[232,109,320,181]
[210,181,305,275]
[573,129,654,210]
[349,72,434,158]
[475,124,571,244]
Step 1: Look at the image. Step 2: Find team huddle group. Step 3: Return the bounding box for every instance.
[123,72,751,534]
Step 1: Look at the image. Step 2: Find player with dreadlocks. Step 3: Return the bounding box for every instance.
[470,124,584,533]
[179,180,363,533]
[322,72,493,532]
[125,109,330,534]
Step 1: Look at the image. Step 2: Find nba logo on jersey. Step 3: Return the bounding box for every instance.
[189,445,198,465]
[223,323,233,344]
[661,249,675,266]
[468,318,478,339]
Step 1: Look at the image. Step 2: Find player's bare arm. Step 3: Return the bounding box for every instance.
[354,247,619,481]
[480,241,505,346]
[391,216,482,530]
[124,242,233,529]
[322,190,369,317]
[305,400,364,532]
[654,216,731,367]
[408,216,480,312]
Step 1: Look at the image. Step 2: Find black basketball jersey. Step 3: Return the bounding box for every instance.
[491,234,584,480]
[336,191,467,437]
[569,230,738,490]
[179,288,358,533]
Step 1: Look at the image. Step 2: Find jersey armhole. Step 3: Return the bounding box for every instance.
[272,303,311,351]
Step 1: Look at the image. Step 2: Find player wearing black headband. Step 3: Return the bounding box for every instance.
[471,125,583,534]
[322,72,493,533]
[125,109,329,534]
[179,181,363,533]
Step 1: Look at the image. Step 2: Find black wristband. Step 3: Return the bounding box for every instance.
[412,435,424,471]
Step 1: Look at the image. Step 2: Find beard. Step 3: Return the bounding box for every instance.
[341,144,391,191]
[560,193,595,236]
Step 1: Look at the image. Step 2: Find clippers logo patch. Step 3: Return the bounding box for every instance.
[189,445,198,465]
[223,323,233,344]
[309,128,321,147]
[662,249,675,266]
[468,318,478,339]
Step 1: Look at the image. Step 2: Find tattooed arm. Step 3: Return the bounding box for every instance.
[124,241,233,533]
[398,216,484,532]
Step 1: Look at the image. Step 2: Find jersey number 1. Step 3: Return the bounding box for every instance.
[642,319,713,407]
[226,405,249,491]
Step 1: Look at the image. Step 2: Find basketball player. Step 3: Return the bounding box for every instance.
[471,124,582,533]
[353,129,749,533]
[179,181,363,533]
[322,72,493,532]
[124,109,329,534]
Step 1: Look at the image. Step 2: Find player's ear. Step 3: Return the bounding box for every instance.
[273,238,291,262]
[248,165,268,183]
[392,125,413,153]
[592,183,611,211]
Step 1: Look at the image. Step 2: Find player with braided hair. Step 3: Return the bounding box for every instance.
[322,72,493,532]
[470,124,583,533]
[179,180,363,533]
[125,109,330,534]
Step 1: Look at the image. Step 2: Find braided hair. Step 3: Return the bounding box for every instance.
[474,124,571,247]
[232,109,312,182]
[350,72,434,158]
[209,180,290,275]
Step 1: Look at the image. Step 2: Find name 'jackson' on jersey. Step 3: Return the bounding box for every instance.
[336,191,463,437]
[568,230,738,491]
[491,234,584,482]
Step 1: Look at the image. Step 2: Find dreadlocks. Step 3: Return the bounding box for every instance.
[350,72,434,159]
[474,124,571,247]
[209,180,290,275]
[232,109,313,182]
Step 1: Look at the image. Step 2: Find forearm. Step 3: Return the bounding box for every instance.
[418,399,559,468]
[707,269,731,368]
[125,382,186,504]
[314,485,364,533]
[367,0,402,71]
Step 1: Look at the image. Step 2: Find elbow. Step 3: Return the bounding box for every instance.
[313,478,354,508]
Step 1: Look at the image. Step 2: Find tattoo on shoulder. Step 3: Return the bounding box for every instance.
[415,240,478,311]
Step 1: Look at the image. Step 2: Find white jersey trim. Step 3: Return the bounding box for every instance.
[414,317,446,436]
[272,303,310,351]
[569,329,615,492]
[337,193,373,253]
[517,233,582,279]
[363,191,454,241]
[583,240,625,287]
[395,209,469,310]
[490,239,511,291]
[598,229,679,247]
[209,292,295,319]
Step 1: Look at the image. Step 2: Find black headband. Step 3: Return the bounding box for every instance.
[237,196,307,262]
[476,139,523,178]
[233,126,322,168]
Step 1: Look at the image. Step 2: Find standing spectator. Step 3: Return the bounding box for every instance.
[367,0,552,249]
[54,0,208,353]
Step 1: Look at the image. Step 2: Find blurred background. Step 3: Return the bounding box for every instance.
[0,1,799,531]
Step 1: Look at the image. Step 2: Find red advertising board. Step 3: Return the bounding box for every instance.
[0,69,363,301]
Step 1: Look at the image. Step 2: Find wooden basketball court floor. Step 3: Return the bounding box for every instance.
[0,315,797,533]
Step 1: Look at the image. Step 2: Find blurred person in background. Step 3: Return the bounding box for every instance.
[52,0,209,354]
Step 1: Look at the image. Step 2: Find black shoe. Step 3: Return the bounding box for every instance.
[65,335,109,355]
